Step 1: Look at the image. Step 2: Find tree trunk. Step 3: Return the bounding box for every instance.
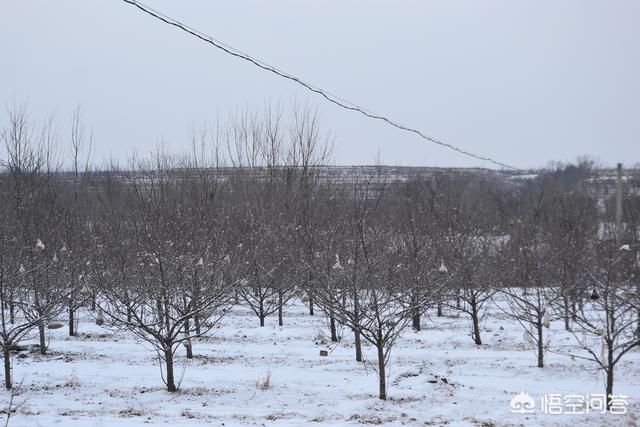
[471,299,482,345]
[605,340,615,410]
[636,286,640,338]
[38,323,46,355]
[412,309,420,331]
[308,294,314,316]
[164,347,177,392]
[437,302,443,317]
[3,345,11,390]
[376,336,386,400]
[330,316,338,342]
[354,329,362,362]
[536,320,544,368]
[259,300,265,327]
[353,288,361,360]
[412,293,420,331]
[563,293,571,331]
[278,291,283,327]
[69,305,75,336]
[605,368,614,411]
[9,303,14,323]
[184,318,193,359]
[194,314,201,335]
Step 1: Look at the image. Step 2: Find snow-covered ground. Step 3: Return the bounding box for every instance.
[3,301,639,426]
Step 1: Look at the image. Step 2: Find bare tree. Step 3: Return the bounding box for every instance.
[498,181,556,367]
[393,178,442,331]
[0,103,70,386]
[555,240,639,410]
[94,165,237,392]
[312,174,444,400]
[542,164,598,331]
[447,234,503,345]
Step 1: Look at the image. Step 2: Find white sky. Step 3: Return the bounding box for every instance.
[1,0,638,169]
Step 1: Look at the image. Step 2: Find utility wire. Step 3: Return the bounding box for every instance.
[122,0,527,172]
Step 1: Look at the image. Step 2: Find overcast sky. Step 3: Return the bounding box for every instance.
[1,1,638,170]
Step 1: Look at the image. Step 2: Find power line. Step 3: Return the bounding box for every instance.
[122,0,527,172]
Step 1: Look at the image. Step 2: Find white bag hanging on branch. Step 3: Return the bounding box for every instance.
[542,312,550,329]
[332,254,343,270]
[438,261,448,274]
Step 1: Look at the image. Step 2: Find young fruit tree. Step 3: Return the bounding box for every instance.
[94,167,237,392]
[0,105,72,386]
[235,209,297,328]
[543,169,598,331]
[492,178,564,368]
[312,175,444,400]
[392,178,443,331]
[556,240,639,410]
[446,233,505,346]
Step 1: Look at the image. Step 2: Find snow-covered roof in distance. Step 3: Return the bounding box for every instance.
[507,174,538,181]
